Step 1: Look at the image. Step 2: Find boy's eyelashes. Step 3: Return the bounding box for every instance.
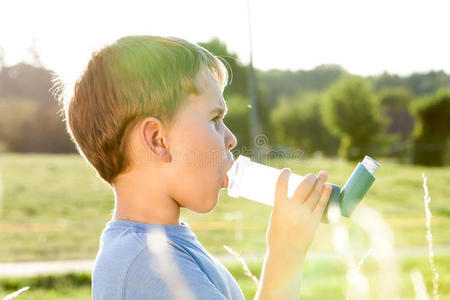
[211,115,222,123]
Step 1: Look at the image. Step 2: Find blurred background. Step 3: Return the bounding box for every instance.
[0,0,449,299]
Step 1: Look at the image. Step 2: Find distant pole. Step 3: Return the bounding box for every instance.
[247,0,262,162]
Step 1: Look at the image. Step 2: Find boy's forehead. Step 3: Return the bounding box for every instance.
[194,68,226,109]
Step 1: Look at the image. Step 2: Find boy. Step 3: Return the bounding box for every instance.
[57,35,332,299]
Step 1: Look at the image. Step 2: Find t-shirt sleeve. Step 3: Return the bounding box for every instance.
[122,247,229,300]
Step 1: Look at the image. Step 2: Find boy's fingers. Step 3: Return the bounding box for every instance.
[275,168,291,203]
[290,173,317,204]
[313,183,332,214]
[305,171,328,209]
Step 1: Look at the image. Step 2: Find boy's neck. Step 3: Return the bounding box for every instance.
[111,172,181,226]
[112,197,181,225]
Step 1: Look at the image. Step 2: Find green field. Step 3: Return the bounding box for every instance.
[0,153,449,299]
[1,255,449,299]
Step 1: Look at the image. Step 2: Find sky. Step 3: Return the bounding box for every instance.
[1,0,450,81]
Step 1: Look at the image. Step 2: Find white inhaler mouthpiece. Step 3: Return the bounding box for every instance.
[227,154,380,223]
[226,155,305,206]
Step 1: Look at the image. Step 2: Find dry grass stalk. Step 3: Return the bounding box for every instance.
[330,213,371,300]
[356,248,373,271]
[223,245,260,287]
[410,269,429,300]
[422,172,439,300]
[352,204,400,300]
[2,287,30,300]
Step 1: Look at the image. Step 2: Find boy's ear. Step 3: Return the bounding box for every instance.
[139,117,171,163]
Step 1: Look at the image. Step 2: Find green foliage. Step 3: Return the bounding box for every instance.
[0,98,74,153]
[322,74,394,160]
[406,71,450,96]
[378,87,413,110]
[197,38,248,98]
[371,72,406,92]
[2,48,450,161]
[199,38,271,144]
[410,88,450,166]
[269,92,340,156]
[376,88,415,158]
[258,64,345,109]
[371,70,450,96]
[1,273,91,291]
[0,98,38,152]
[223,94,251,149]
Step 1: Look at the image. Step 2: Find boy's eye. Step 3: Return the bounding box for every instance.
[211,115,221,123]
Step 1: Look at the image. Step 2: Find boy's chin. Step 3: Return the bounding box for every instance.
[189,198,219,214]
[220,174,229,190]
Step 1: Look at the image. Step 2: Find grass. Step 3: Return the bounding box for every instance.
[1,153,448,261]
[0,153,448,298]
[1,254,449,299]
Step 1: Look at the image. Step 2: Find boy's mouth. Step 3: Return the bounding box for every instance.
[224,174,229,187]
[223,158,234,188]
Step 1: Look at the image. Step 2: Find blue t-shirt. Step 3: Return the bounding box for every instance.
[92,219,245,300]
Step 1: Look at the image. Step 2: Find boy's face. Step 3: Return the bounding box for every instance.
[160,66,237,213]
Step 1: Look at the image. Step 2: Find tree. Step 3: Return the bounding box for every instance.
[270,92,340,156]
[0,63,76,153]
[197,38,248,98]
[223,94,250,151]
[371,72,407,92]
[410,88,450,166]
[0,98,38,151]
[377,88,415,158]
[0,97,75,153]
[258,64,345,110]
[370,70,450,96]
[199,38,271,147]
[322,74,392,161]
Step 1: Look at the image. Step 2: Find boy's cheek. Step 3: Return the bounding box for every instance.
[169,173,218,212]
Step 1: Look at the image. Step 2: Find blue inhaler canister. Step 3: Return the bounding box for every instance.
[226,155,380,223]
[321,156,380,222]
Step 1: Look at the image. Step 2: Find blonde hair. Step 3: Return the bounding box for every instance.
[53,35,229,185]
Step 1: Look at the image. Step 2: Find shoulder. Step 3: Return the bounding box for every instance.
[122,245,230,300]
[92,227,230,300]
[92,229,146,299]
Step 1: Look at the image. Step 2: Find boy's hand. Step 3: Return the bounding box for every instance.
[266,168,332,257]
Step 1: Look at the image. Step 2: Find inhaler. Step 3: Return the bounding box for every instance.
[226,155,380,223]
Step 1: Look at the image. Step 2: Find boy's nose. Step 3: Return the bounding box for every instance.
[225,128,237,151]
